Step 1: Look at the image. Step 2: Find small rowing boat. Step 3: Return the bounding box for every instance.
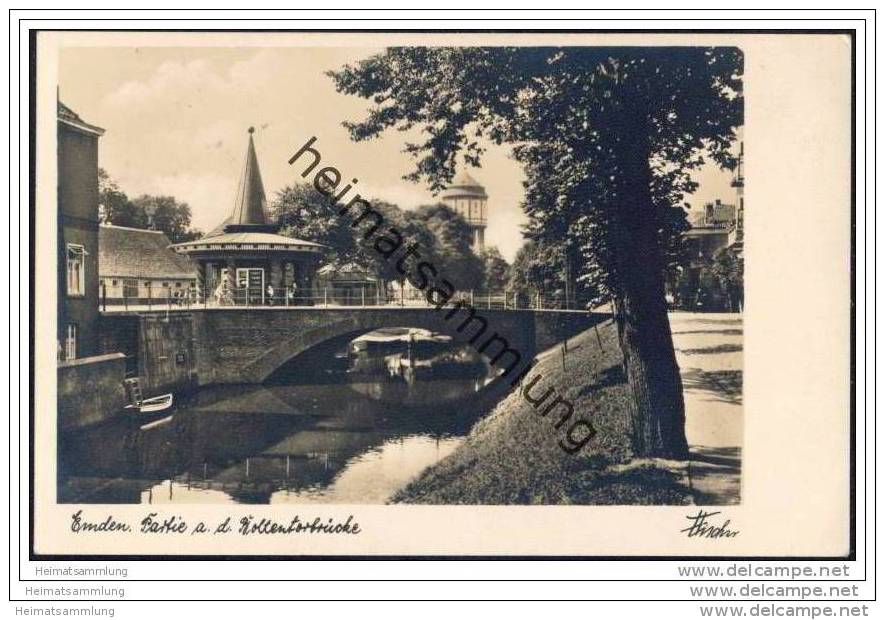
[126,393,174,413]
[123,378,175,427]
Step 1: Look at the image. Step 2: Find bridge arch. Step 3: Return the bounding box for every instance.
[238,308,537,384]
[191,307,601,385]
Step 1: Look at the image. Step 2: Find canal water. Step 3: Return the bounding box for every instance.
[58,329,502,504]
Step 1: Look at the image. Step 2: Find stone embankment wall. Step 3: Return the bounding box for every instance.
[57,353,127,429]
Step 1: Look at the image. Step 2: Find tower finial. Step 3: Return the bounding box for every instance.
[227,127,268,229]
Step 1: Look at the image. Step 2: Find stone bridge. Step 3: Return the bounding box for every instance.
[186,306,608,385]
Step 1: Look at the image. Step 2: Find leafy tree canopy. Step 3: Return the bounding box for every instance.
[98,169,202,243]
[479,246,509,292]
[272,184,484,291]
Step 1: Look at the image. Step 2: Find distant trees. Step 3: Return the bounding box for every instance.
[506,238,607,309]
[273,183,358,261]
[479,246,509,292]
[412,203,484,291]
[711,246,744,312]
[98,169,202,242]
[271,184,488,292]
[507,240,560,298]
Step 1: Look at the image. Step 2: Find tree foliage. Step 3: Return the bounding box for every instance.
[271,184,484,291]
[330,47,741,294]
[329,46,743,458]
[130,195,203,243]
[479,246,509,292]
[272,183,358,262]
[98,169,202,242]
[412,203,484,291]
[711,246,744,311]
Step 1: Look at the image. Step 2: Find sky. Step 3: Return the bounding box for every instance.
[59,46,739,262]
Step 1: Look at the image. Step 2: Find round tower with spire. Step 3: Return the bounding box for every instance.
[171,128,326,305]
[440,170,488,252]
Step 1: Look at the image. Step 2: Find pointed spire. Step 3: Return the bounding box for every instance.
[229,127,268,227]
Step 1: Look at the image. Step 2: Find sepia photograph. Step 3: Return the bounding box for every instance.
[54,43,744,508]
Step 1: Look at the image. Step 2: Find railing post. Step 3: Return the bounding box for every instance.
[101,282,106,312]
[324,287,328,307]
[148,284,152,309]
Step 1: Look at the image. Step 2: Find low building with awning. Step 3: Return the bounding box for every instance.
[99,224,197,306]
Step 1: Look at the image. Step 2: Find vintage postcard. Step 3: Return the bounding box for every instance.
[30,29,854,558]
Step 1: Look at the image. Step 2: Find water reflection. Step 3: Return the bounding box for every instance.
[58,329,501,504]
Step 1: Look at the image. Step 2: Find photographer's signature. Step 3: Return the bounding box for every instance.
[680,510,740,539]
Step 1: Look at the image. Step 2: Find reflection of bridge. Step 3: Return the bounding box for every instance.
[102,305,606,388]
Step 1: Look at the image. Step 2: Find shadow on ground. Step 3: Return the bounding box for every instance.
[679,318,743,326]
[681,368,743,405]
[672,329,744,336]
[678,343,743,355]
[566,464,692,506]
[574,363,626,398]
[689,446,742,505]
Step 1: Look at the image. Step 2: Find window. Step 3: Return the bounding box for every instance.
[66,244,85,296]
[64,324,77,360]
[123,279,138,298]
[175,282,182,288]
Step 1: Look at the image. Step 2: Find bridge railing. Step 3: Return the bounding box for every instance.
[101,285,599,313]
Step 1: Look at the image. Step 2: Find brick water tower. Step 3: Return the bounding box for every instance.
[440,170,488,252]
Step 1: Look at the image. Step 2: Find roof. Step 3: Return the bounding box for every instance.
[691,201,736,227]
[58,100,105,137]
[317,262,378,281]
[230,128,268,227]
[170,230,326,254]
[99,225,197,280]
[440,169,487,200]
[205,216,232,238]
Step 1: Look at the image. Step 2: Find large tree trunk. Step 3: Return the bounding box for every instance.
[611,123,689,460]
[613,254,689,460]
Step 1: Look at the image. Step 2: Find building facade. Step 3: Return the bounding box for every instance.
[57,101,104,360]
[171,128,326,305]
[99,225,197,305]
[315,262,382,306]
[440,170,488,252]
[670,140,745,312]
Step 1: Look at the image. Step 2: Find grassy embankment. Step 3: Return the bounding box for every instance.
[393,319,693,505]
